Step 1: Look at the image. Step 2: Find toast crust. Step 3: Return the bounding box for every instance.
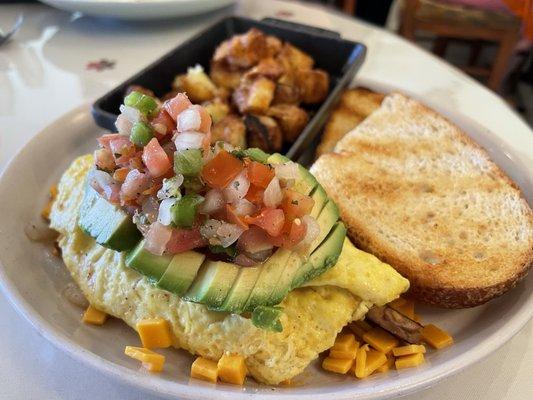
[312,93,533,308]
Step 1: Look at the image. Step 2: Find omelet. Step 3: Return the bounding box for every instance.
[50,155,409,385]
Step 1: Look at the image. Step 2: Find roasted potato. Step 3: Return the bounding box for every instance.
[266,35,282,57]
[213,28,269,69]
[209,61,243,90]
[244,115,282,152]
[211,115,246,149]
[272,74,300,105]
[244,58,285,81]
[202,98,230,124]
[233,77,276,114]
[267,104,309,143]
[295,69,329,104]
[173,65,218,103]
[277,43,314,72]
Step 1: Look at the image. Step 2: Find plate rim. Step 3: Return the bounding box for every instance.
[0,103,531,400]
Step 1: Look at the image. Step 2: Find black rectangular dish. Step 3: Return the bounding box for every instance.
[91,16,366,161]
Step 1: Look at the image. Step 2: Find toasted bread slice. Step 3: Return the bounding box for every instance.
[316,88,384,157]
[311,93,533,308]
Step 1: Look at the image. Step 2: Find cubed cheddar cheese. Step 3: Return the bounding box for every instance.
[191,357,218,383]
[136,318,172,349]
[376,357,395,373]
[349,320,372,338]
[395,352,425,369]
[352,344,369,378]
[392,344,426,357]
[421,324,453,349]
[124,346,165,372]
[362,327,399,353]
[329,333,359,359]
[82,305,108,325]
[322,357,353,374]
[217,353,247,385]
[363,350,387,377]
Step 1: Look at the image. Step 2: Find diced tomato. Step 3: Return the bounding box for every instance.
[163,93,192,121]
[198,105,212,134]
[281,189,315,221]
[120,169,151,202]
[245,184,264,205]
[151,109,175,138]
[247,161,274,189]
[225,204,249,231]
[113,167,130,182]
[142,138,171,178]
[201,150,243,189]
[166,227,206,254]
[269,218,307,249]
[144,222,172,255]
[109,136,136,165]
[244,208,285,237]
[97,133,122,150]
[128,152,144,170]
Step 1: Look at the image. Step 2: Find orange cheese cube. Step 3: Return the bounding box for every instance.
[349,320,372,338]
[389,298,415,319]
[352,344,369,378]
[322,357,353,374]
[421,324,454,349]
[136,318,172,349]
[376,357,395,373]
[217,353,247,385]
[392,344,426,357]
[395,352,425,369]
[329,334,359,359]
[363,327,399,353]
[41,201,53,220]
[124,346,165,372]
[82,305,108,325]
[191,357,218,383]
[363,350,387,377]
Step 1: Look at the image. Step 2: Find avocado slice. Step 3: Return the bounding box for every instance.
[267,196,340,305]
[251,306,283,332]
[79,186,141,251]
[243,248,292,311]
[309,185,328,219]
[157,251,205,295]
[291,222,347,288]
[217,266,261,313]
[267,153,317,196]
[184,260,240,309]
[125,241,172,283]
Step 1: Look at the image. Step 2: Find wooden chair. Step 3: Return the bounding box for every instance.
[400,0,522,92]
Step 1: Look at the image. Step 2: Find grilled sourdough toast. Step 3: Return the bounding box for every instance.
[311,93,533,308]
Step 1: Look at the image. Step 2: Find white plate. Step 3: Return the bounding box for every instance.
[38,0,236,20]
[0,103,531,400]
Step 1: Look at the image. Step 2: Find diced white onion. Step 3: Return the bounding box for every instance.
[217,222,245,248]
[177,106,201,132]
[157,175,184,200]
[274,162,299,188]
[141,196,160,224]
[115,113,133,136]
[119,105,141,124]
[174,131,205,151]
[199,189,225,215]
[213,141,235,154]
[144,222,172,255]
[157,198,177,226]
[200,219,223,243]
[263,176,283,208]
[153,123,167,135]
[296,215,320,250]
[223,171,250,203]
[232,198,256,216]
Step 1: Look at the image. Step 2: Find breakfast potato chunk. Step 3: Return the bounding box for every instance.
[277,43,314,72]
[202,98,230,124]
[244,114,282,152]
[244,58,285,81]
[266,35,282,57]
[209,61,243,90]
[214,28,269,69]
[296,69,329,104]
[173,65,218,103]
[233,77,276,114]
[267,104,309,142]
[211,115,246,148]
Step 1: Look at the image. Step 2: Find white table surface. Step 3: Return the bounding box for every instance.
[0,1,531,399]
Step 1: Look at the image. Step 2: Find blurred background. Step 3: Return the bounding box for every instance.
[306,0,533,124]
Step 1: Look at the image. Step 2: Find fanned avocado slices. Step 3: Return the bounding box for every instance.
[79,153,346,331]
